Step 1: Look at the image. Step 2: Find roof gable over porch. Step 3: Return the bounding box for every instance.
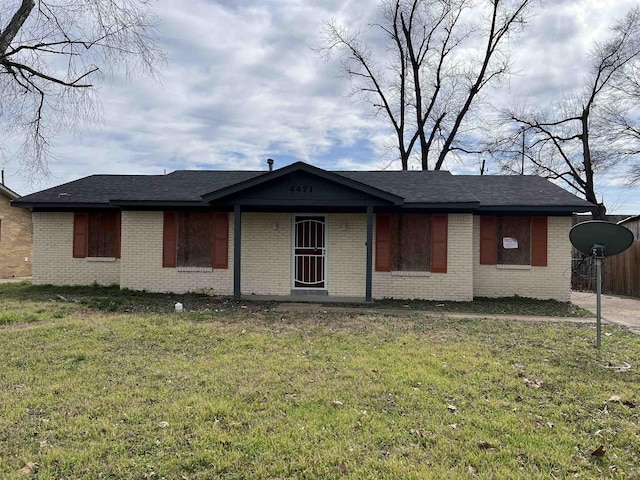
[201,161,403,207]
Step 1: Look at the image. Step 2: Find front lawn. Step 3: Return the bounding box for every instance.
[0,281,592,317]
[0,285,637,478]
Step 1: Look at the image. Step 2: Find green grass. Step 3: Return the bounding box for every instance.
[0,285,637,478]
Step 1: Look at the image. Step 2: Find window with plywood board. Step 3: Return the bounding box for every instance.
[480,215,547,267]
[162,211,228,269]
[376,213,448,273]
[73,212,120,258]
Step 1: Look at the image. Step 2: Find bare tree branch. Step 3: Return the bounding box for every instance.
[491,6,640,218]
[0,0,164,178]
[321,0,536,171]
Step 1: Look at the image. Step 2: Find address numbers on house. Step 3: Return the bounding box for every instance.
[289,186,313,193]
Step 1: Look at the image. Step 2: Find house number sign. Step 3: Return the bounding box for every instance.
[289,185,313,193]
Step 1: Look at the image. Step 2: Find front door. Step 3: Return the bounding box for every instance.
[293,216,326,289]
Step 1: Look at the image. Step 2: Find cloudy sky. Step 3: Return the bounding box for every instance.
[2,0,640,214]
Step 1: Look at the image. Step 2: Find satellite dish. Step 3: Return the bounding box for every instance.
[569,220,634,350]
[570,220,633,257]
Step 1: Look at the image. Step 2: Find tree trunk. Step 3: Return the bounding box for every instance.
[0,0,34,57]
[580,108,607,219]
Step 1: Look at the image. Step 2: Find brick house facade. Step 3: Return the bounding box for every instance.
[15,162,594,301]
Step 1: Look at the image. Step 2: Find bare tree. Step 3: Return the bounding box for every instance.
[496,7,640,218]
[0,0,163,178]
[321,0,534,170]
[605,63,640,183]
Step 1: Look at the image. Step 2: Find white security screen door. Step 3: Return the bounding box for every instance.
[293,216,326,289]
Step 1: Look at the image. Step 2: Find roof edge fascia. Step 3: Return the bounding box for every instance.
[476,204,596,215]
[109,200,207,207]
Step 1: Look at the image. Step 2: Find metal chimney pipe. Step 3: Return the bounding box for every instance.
[1,169,4,185]
[267,158,274,171]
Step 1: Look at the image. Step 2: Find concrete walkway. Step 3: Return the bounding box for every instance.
[571,290,640,333]
[274,293,640,334]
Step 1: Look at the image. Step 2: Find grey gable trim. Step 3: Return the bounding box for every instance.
[200,161,405,205]
[1,183,20,200]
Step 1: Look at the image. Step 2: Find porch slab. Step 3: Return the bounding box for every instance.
[241,295,367,304]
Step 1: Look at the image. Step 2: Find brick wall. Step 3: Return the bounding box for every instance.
[120,211,234,294]
[327,213,366,297]
[472,216,572,301]
[32,212,120,285]
[373,213,474,301]
[241,213,291,295]
[30,210,573,301]
[0,195,32,278]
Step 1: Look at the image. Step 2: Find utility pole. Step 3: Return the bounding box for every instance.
[520,127,525,175]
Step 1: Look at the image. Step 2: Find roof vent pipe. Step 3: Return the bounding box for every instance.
[267,158,274,171]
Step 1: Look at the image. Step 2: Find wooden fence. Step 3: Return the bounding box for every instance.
[572,241,640,297]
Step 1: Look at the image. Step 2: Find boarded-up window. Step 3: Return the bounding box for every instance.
[87,212,120,258]
[178,212,214,267]
[390,214,431,271]
[163,212,229,269]
[497,216,531,265]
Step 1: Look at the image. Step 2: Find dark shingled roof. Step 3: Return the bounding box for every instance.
[455,175,592,208]
[14,171,264,205]
[338,170,479,204]
[13,163,594,213]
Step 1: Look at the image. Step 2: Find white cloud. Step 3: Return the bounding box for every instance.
[2,0,638,212]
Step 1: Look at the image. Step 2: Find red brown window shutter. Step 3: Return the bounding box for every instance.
[375,214,392,272]
[162,212,178,268]
[431,214,448,273]
[212,212,229,269]
[480,216,497,265]
[115,212,122,259]
[73,213,88,258]
[531,216,548,267]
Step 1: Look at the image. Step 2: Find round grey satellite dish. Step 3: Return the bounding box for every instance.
[570,220,634,257]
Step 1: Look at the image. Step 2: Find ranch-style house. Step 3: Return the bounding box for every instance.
[13,161,594,302]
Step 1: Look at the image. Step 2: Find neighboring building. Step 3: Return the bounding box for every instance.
[0,182,32,278]
[13,162,594,301]
[618,215,640,240]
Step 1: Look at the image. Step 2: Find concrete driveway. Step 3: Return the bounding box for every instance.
[571,290,640,332]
